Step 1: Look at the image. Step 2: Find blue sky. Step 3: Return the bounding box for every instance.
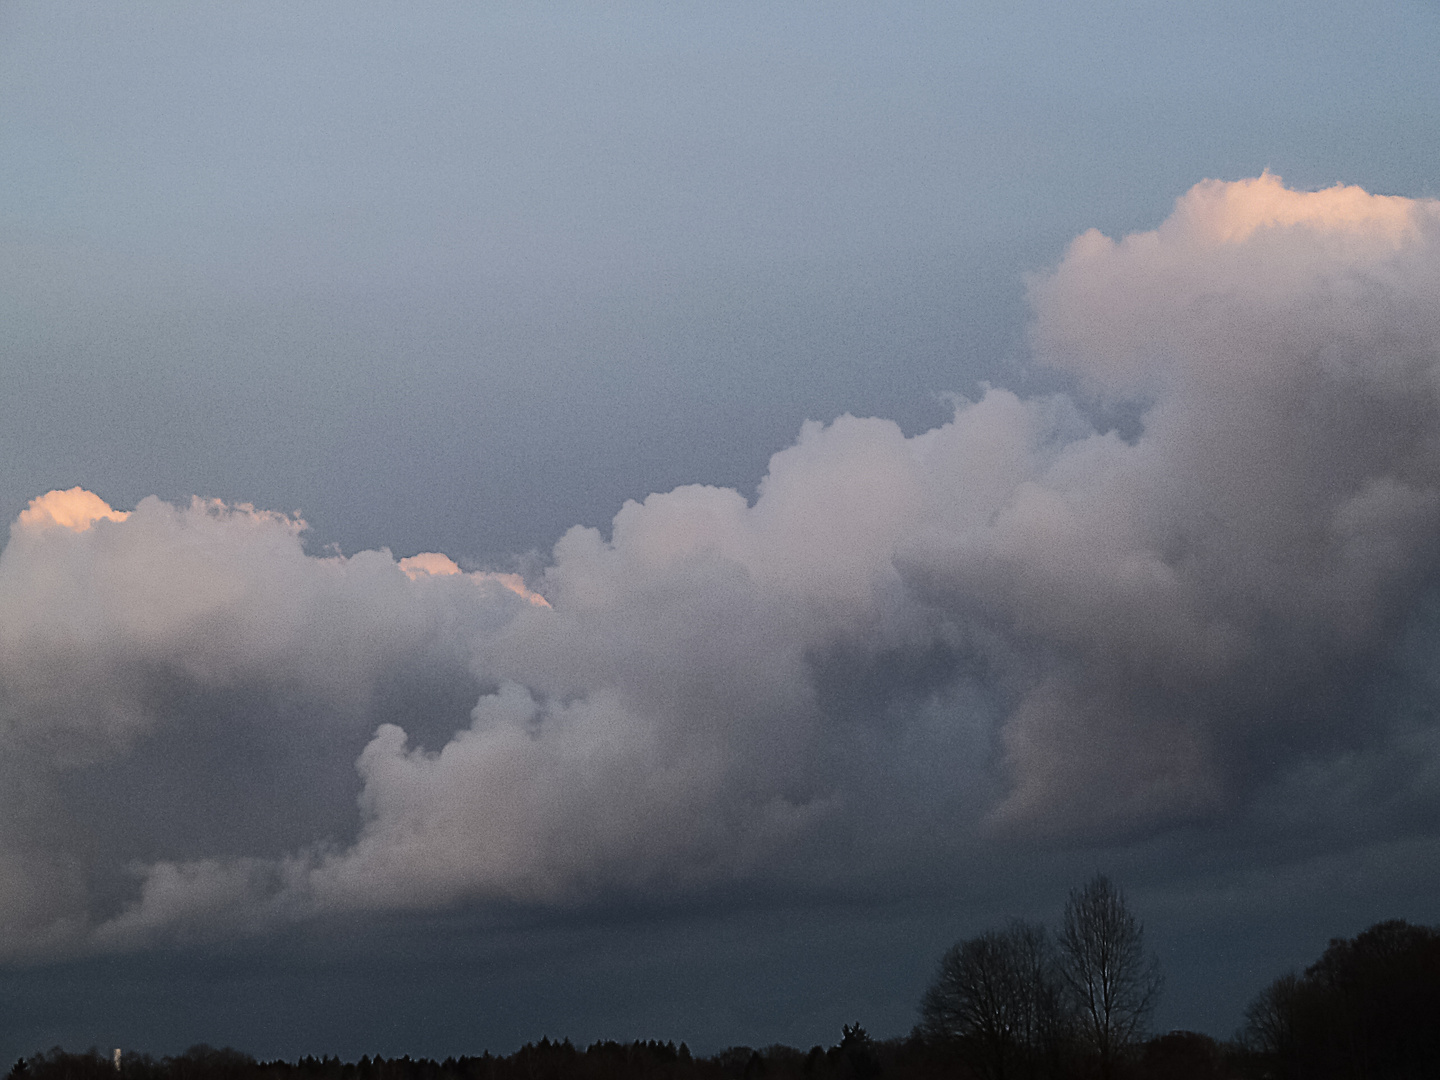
[6,1,1436,560]
[3,0,1440,1062]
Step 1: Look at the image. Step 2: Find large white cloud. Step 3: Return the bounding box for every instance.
[0,491,525,954]
[5,174,1440,958]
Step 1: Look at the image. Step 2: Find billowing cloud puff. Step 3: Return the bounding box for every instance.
[18,486,131,531]
[0,495,525,954]
[6,174,1440,958]
[1,494,522,761]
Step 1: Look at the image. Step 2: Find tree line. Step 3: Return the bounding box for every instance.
[915,874,1440,1079]
[9,875,1438,1080]
[918,874,1162,1080]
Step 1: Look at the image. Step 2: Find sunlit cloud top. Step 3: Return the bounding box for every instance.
[1174,171,1429,245]
[400,551,551,608]
[17,487,130,533]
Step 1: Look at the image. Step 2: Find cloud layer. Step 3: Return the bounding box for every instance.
[5,174,1440,958]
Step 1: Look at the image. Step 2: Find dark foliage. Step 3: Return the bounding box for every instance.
[1242,919,1440,1080]
[1136,1032,1234,1080]
[919,920,1069,1080]
[13,916,1437,1080]
[919,875,1170,1080]
[9,1028,1259,1080]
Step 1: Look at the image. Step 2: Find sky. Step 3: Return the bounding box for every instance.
[4,0,1440,1062]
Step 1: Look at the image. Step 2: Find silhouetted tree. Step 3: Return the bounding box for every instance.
[1136,1031,1229,1080]
[1242,970,1303,1070]
[1055,875,1161,1079]
[1243,919,1440,1080]
[919,920,1067,1080]
[833,1025,878,1080]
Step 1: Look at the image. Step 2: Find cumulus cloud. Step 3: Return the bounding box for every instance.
[5,174,1440,957]
[18,487,131,531]
[0,494,524,954]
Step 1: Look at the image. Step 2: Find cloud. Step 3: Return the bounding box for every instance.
[18,487,130,531]
[5,174,1440,957]
[1002,171,1440,827]
[400,551,551,607]
[0,494,526,956]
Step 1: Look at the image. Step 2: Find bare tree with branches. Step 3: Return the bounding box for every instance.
[1056,875,1162,1079]
[920,920,1067,1080]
